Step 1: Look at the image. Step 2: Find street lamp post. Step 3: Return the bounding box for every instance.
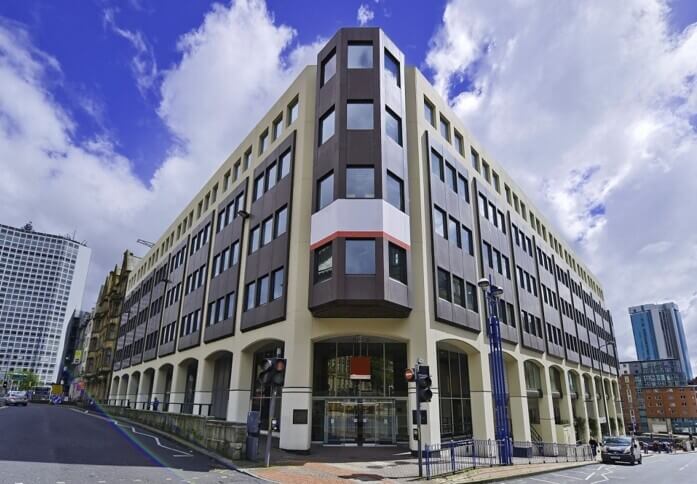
[478,276,512,465]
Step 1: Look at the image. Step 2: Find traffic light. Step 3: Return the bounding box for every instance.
[257,357,287,388]
[416,366,433,403]
[272,358,286,386]
[2,381,7,389]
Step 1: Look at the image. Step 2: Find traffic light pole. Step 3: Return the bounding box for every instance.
[264,384,278,468]
[416,362,423,478]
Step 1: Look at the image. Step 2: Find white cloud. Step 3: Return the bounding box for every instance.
[357,4,375,26]
[427,0,697,372]
[103,8,158,97]
[0,0,321,308]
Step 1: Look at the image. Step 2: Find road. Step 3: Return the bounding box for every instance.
[0,404,259,484]
[501,450,697,484]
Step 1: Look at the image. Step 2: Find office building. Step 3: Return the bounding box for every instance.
[619,359,694,434]
[0,222,91,384]
[630,303,693,380]
[84,250,137,400]
[109,28,620,452]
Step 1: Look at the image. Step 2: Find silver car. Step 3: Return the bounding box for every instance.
[1,390,29,406]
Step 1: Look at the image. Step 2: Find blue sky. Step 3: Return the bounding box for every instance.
[0,0,447,182]
[1,0,697,367]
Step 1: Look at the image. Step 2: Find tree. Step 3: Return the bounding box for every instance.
[17,370,40,391]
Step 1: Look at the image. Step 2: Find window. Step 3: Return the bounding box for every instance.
[314,243,333,283]
[243,148,252,170]
[388,243,407,284]
[384,49,400,86]
[430,149,444,181]
[347,101,373,129]
[445,163,457,192]
[319,107,336,144]
[424,97,435,126]
[279,149,291,179]
[448,217,460,247]
[261,216,273,246]
[257,275,270,306]
[230,240,240,266]
[274,206,288,237]
[438,268,451,301]
[385,108,402,145]
[457,175,469,203]
[386,171,404,211]
[317,171,334,210]
[287,97,299,125]
[470,148,480,171]
[225,292,236,320]
[454,131,464,155]
[346,166,375,198]
[433,206,447,238]
[266,162,277,191]
[492,171,500,193]
[321,50,336,86]
[249,226,260,253]
[259,129,268,154]
[271,268,284,300]
[439,116,450,141]
[482,161,491,182]
[465,282,478,312]
[452,276,465,307]
[233,161,241,181]
[347,43,373,68]
[272,115,283,140]
[346,239,375,274]
[245,281,256,310]
[461,226,473,255]
[254,174,265,201]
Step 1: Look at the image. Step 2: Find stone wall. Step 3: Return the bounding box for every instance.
[103,406,246,460]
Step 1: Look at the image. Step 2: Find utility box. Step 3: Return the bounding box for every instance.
[246,411,261,460]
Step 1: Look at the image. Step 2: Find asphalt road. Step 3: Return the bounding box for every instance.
[501,450,697,484]
[0,404,259,484]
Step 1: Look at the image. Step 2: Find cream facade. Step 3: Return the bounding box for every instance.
[110,28,622,452]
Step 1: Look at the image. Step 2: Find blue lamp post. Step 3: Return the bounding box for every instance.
[478,276,512,465]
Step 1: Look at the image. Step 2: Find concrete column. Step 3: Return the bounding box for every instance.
[127,375,140,408]
[407,334,441,453]
[538,366,557,443]
[194,358,214,416]
[149,369,162,409]
[135,373,150,410]
[470,350,496,441]
[280,337,312,451]
[605,380,619,435]
[506,357,531,442]
[226,350,253,424]
[589,377,602,440]
[169,364,184,413]
[559,370,576,444]
[109,379,120,402]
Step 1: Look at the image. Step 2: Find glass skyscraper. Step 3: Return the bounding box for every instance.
[0,222,90,384]
[629,303,693,380]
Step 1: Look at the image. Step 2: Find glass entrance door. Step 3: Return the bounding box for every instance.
[325,400,395,445]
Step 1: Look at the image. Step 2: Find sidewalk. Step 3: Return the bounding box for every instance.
[432,461,595,483]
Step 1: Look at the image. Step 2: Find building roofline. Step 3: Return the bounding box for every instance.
[0,222,88,247]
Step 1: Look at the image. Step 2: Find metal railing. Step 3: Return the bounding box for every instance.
[102,398,212,417]
[424,439,594,479]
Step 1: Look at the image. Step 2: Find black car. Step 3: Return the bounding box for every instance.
[601,436,642,465]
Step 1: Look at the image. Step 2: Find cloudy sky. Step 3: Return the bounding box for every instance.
[1,0,696,373]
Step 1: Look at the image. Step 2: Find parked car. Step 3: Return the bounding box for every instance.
[0,390,29,406]
[601,436,642,465]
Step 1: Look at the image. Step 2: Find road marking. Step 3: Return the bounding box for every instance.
[680,461,691,471]
[556,473,584,480]
[530,478,561,484]
[585,471,595,480]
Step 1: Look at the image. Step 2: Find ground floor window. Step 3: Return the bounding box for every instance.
[437,347,473,439]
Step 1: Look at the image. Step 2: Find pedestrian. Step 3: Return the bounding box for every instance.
[152,396,159,411]
[589,437,598,457]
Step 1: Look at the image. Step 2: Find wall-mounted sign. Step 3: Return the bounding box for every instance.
[350,356,371,380]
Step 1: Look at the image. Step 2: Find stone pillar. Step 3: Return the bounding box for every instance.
[559,370,576,444]
[470,351,496,441]
[194,358,215,416]
[605,379,618,435]
[226,350,253,424]
[589,377,602,440]
[169,364,185,413]
[538,366,557,443]
[280,336,312,451]
[506,358,531,442]
[135,373,150,410]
